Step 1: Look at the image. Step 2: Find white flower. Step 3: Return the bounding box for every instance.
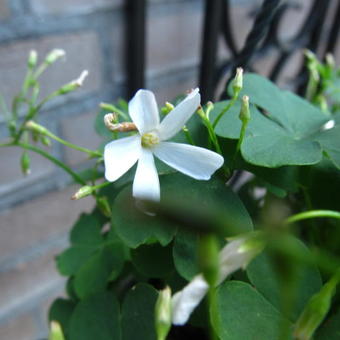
[104,89,224,201]
[171,233,265,325]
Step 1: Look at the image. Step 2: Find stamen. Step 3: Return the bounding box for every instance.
[141,131,160,148]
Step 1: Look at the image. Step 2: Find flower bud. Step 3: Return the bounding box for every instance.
[239,95,250,124]
[20,151,31,176]
[45,49,65,65]
[28,50,38,69]
[198,234,219,286]
[325,53,335,68]
[96,196,111,217]
[71,185,93,200]
[41,136,52,147]
[48,321,65,340]
[25,120,48,135]
[58,70,89,95]
[100,102,116,112]
[293,275,339,340]
[232,67,243,97]
[196,105,205,119]
[155,286,172,340]
[161,101,175,115]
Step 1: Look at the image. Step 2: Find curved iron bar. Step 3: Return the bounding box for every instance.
[231,0,282,72]
[325,0,340,56]
[220,0,238,57]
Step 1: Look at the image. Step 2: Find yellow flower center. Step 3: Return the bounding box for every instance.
[141,131,160,148]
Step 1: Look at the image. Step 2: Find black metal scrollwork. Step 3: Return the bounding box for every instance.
[125,0,340,101]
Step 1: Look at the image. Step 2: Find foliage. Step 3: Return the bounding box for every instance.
[2,50,340,340]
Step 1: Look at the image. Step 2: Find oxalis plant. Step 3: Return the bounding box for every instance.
[1,49,340,340]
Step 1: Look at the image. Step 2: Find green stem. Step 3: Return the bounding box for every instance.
[212,95,237,129]
[41,128,102,158]
[232,121,248,169]
[182,126,195,145]
[201,115,230,178]
[284,210,340,225]
[0,141,86,185]
[92,181,111,191]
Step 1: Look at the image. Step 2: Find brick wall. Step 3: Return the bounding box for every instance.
[0,0,339,339]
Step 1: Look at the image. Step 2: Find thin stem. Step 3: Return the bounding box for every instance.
[212,95,237,129]
[182,126,195,145]
[0,141,86,185]
[232,121,248,169]
[92,181,111,191]
[40,128,102,158]
[284,210,340,225]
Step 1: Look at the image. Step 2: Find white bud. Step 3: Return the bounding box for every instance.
[73,70,89,87]
[45,49,66,65]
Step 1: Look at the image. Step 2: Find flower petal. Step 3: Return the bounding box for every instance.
[133,148,160,201]
[128,89,160,134]
[104,135,141,182]
[153,142,224,180]
[172,275,209,325]
[158,88,200,140]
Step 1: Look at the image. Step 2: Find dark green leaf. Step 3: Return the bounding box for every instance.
[246,238,322,321]
[212,281,292,340]
[74,242,125,299]
[70,213,103,246]
[121,283,158,340]
[131,243,174,278]
[113,173,253,248]
[57,246,97,276]
[315,308,340,340]
[49,298,76,339]
[112,185,177,249]
[69,291,121,340]
[173,231,200,281]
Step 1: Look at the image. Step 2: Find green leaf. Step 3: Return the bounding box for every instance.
[69,291,121,340]
[70,213,103,246]
[316,124,340,169]
[112,184,177,249]
[131,243,174,278]
[121,283,158,340]
[212,281,292,340]
[315,309,340,339]
[246,238,322,321]
[57,213,105,276]
[57,246,97,276]
[74,242,125,299]
[172,231,200,281]
[49,298,76,339]
[113,173,253,248]
[213,73,334,168]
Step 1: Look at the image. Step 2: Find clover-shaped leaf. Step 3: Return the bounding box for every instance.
[213,73,340,168]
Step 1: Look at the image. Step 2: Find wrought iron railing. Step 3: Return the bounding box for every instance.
[125,0,340,101]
